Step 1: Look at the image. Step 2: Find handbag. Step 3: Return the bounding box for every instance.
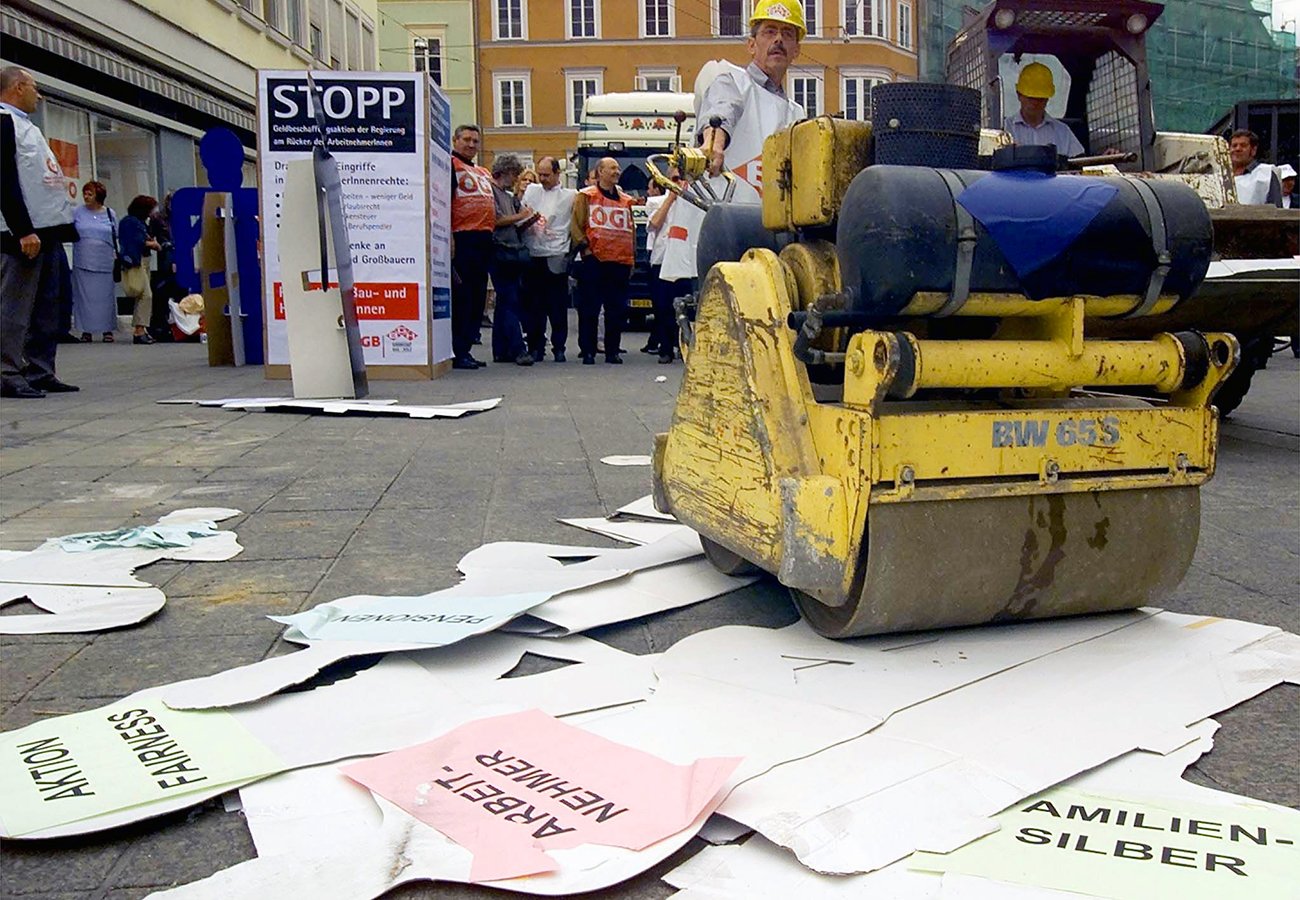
[121,264,149,299]
[108,209,122,283]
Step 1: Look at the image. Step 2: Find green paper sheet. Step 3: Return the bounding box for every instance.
[0,699,283,836]
[909,787,1300,900]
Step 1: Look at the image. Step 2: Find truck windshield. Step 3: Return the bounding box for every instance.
[575,152,658,198]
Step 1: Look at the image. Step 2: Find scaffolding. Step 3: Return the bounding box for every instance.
[922,0,1297,133]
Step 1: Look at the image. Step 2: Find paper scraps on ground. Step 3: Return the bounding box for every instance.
[707,612,1300,875]
[908,723,1300,900]
[0,508,242,634]
[663,722,1226,899]
[599,455,653,466]
[57,519,221,552]
[342,708,740,882]
[4,634,659,839]
[558,516,693,546]
[158,397,500,419]
[613,494,676,521]
[161,530,725,709]
[0,698,284,837]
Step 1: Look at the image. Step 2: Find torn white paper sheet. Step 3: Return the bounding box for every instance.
[0,508,241,634]
[158,397,500,418]
[162,532,701,710]
[0,583,166,635]
[559,517,694,546]
[148,656,876,899]
[0,508,242,588]
[664,725,1224,900]
[268,571,624,644]
[714,613,1300,875]
[6,634,659,839]
[613,494,676,521]
[504,557,757,637]
[57,520,220,552]
[599,455,652,466]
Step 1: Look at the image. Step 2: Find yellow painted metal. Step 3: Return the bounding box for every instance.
[655,250,1230,627]
[902,291,1180,318]
[761,116,872,232]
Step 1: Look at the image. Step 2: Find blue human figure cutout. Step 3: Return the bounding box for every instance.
[171,128,264,364]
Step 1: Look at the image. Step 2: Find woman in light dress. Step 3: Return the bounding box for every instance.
[71,180,119,342]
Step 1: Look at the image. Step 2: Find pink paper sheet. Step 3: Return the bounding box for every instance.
[341,708,739,882]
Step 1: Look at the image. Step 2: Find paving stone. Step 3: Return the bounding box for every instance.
[0,641,88,701]
[230,509,368,561]
[160,557,332,600]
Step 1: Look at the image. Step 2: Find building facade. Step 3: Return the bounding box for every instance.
[377,1,478,128]
[474,0,919,168]
[0,0,379,222]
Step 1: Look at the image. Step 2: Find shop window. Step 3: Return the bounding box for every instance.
[42,100,158,224]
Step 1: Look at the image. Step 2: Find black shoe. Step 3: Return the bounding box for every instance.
[492,355,513,363]
[531,348,545,363]
[658,353,675,364]
[79,333,93,343]
[581,354,595,365]
[1,382,45,399]
[553,351,566,362]
[640,344,658,355]
[133,333,155,345]
[515,352,534,367]
[605,354,623,364]
[452,355,480,370]
[57,332,80,344]
[29,376,79,392]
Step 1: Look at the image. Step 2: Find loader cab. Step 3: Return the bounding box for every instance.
[946,0,1163,171]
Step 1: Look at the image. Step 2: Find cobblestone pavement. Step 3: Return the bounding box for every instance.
[2,332,1296,898]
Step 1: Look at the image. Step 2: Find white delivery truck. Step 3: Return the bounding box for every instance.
[574,92,696,329]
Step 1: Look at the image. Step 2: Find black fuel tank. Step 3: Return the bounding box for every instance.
[835,165,1213,317]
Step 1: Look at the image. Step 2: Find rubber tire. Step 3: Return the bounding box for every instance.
[699,535,760,576]
[1215,337,1269,418]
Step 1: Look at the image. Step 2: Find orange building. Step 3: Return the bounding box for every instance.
[474,0,919,167]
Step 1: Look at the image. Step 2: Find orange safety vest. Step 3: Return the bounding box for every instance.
[452,155,496,233]
[581,185,635,266]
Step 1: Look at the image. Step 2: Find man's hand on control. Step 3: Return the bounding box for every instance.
[19,233,40,259]
[701,126,728,178]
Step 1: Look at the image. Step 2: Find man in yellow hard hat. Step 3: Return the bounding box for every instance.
[695,0,806,194]
[1004,61,1084,158]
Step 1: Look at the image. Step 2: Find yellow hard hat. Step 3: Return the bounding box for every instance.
[749,0,807,40]
[1016,62,1055,99]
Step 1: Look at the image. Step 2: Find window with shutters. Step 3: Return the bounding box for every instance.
[346,9,362,70]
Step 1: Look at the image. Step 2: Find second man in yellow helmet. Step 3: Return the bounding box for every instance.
[1004,61,1085,158]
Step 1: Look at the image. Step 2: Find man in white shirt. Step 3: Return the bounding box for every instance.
[640,178,669,355]
[520,156,577,362]
[1003,62,1085,160]
[1229,130,1283,207]
[648,169,707,364]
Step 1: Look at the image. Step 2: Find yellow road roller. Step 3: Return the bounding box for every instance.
[652,112,1237,638]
